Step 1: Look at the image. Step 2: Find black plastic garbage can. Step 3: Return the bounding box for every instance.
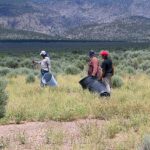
[79,76,110,97]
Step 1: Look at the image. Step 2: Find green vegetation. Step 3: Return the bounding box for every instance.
[112,75,123,88]
[26,74,35,83]
[0,42,149,149]
[0,27,55,40]
[0,79,8,118]
[65,65,81,75]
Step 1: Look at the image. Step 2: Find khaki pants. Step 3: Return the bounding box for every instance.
[102,75,112,94]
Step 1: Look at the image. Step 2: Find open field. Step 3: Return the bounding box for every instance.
[0,42,150,149]
[0,74,150,149]
[4,74,150,123]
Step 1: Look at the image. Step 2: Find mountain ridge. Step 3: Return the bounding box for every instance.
[0,0,149,41]
[65,16,150,41]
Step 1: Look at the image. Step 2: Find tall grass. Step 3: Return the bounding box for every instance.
[0,73,149,149]
[3,74,150,123]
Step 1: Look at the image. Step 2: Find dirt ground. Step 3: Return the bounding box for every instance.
[0,119,132,150]
[0,119,107,150]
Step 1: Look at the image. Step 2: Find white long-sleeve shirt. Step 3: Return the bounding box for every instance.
[35,57,51,72]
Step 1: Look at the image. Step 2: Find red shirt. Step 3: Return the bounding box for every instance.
[88,56,101,77]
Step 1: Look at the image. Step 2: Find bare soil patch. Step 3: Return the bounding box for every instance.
[0,119,107,150]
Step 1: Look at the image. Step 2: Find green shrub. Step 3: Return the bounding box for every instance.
[112,75,123,88]
[139,61,150,71]
[146,69,150,75]
[6,58,19,68]
[33,70,39,76]
[136,69,143,74]
[20,59,32,68]
[7,71,18,78]
[65,66,80,75]
[0,79,8,118]
[78,55,89,62]
[0,67,11,76]
[75,61,85,70]
[126,66,136,74]
[117,64,123,69]
[7,68,35,78]
[111,54,119,61]
[115,68,124,76]
[131,58,139,69]
[26,74,35,83]
[51,60,62,73]
[16,68,32,75]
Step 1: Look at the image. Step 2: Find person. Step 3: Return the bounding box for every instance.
[88,50,101,79]
[33,50,51,86]
[100,50,114,94]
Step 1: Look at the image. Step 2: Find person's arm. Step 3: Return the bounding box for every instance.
[101,62,106,78]
[102,69,106,78]
[99,67,103,81]
[91,58,98,77]
[112,65,114,76]
[46,58,51,72]
[32,60,41,64]
[87,59,92,76]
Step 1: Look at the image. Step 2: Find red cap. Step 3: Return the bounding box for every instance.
[100,50,109,56]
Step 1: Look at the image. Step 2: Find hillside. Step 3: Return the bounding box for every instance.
[0,0,149,41]
[66,16,150,41]
[0,27,57,40]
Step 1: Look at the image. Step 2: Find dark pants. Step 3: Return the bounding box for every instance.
[41,69,49,76]
[41,69,49,87]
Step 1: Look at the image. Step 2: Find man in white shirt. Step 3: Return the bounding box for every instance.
[33,50,51,86]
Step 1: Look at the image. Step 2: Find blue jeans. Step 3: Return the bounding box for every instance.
[41,69,49,76]
[41,69,49,87]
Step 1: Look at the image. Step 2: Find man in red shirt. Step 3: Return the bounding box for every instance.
[88,50,101,79]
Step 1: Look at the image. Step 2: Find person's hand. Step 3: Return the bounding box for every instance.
[99,76,103,81]
[91,75,96,79]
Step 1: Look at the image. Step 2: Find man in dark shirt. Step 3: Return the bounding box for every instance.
[100,50,114,94]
